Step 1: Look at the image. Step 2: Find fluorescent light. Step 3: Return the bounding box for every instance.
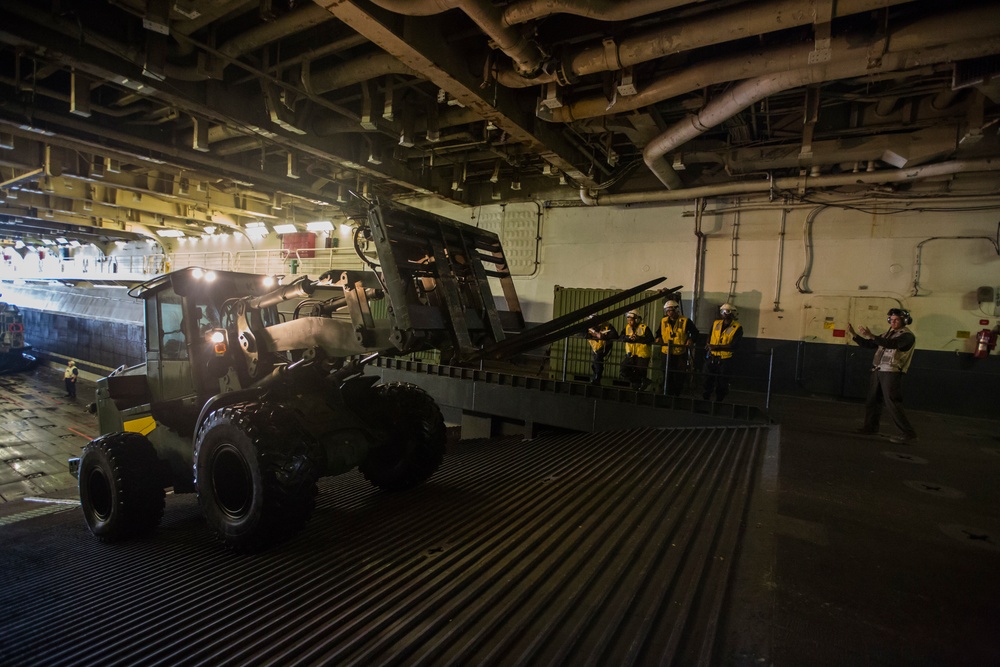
[273,223,297,234]
[306,220,333,232]
[156,229,185,237]
[69,240,81,247]
[246,221,269,238]
[56,237,69,244]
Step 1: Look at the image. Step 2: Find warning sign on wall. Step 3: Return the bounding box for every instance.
[282,232,316,258]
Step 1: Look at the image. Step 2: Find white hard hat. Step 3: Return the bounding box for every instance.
[663,300,679,310]
[626,309,640,320]
[720,303,736,315]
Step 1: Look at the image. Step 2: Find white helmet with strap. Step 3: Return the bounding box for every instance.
[720,303,736,316]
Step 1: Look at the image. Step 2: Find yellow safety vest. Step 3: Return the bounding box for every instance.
[660,316,692,355]
[588,324,614,353]
[708,319,741,359]
[624,323,652,358]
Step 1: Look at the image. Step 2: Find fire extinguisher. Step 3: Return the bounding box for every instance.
[974,327,999,359]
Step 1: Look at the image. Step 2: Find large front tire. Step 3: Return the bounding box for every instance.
[360,383,446,492]
[194,403,318,552]
[78,432,165,541]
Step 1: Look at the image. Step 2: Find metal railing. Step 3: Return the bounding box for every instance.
[553,333,775,408]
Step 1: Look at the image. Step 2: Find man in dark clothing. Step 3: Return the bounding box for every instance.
[849,308,917,444]
[585,319,618,385]
[63,360,79,398]
[621,310,655,390]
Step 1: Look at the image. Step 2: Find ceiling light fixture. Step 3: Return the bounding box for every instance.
[306,220,334,232]
[246,221,269,238]
[273,223,297,234]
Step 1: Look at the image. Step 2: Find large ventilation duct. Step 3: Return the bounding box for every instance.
[642,5,1000,188]
[499,0,913,87]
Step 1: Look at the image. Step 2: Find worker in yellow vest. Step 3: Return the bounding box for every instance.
[703,303,742,401]
[620,310,654,390]
[656,299,699,396]
[585,317,619,384]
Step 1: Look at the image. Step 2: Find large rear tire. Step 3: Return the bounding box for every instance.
[78,432,165,541]
[194,403,318,552]
[359,383,446,492]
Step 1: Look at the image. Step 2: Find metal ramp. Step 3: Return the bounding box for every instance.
[0,424,775,666]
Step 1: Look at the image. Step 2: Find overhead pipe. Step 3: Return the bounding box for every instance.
[643,20,1000,188]
[581,158,1000,205]
[0,1,358,126]
[365,0,545,76]
[542,4,1000,121]
[502,0,704,26]
[168,3,338,81]
[308,52,419,94]
[501,0,914,88]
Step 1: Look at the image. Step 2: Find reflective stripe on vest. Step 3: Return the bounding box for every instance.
[873,327,915,373]
[709,319,740,359]
[660,316,691,355]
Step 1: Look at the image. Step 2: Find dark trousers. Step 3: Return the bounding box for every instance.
[621,354,650,390]
[702,356,733,401]
[64,377,76,398]
[591,349,608,384]
[864,371,916,437]
[664,354,687,396]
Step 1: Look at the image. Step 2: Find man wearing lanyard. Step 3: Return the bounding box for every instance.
[849,308,918,443]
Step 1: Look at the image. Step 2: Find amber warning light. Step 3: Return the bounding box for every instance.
[209,329,227,355]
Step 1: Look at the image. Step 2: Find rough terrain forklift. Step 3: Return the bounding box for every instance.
[71,200,671,551]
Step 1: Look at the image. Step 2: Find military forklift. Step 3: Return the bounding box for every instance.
[71,199,672,551]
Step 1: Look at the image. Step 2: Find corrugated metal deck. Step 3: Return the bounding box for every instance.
[0,425,771,666]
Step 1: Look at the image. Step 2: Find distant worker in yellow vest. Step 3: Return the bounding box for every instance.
[621,310,654,390]
[703,303,742,401]
[63,359,79,399]
[585,317,619,385]
[656,299,699,397]
[848,308,917,444]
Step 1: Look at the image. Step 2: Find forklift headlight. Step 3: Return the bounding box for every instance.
[208,328,227,355]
